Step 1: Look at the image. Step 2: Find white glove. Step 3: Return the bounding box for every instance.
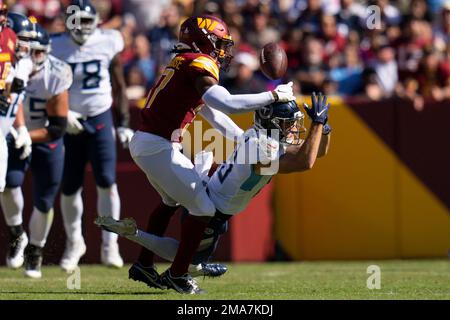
[10,126,32,160]
[116,127,134,148]
[67,110,85,135]
[272,81,295,103]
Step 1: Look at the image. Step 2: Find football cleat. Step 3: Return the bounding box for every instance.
[189,262,228,278]
[101,241,123,268]
[94,216,137,237]
[24,244,43,279]
[128,262,166,289]
[6,232,28,269]
[60,239,86,273]
[160,269,205,294]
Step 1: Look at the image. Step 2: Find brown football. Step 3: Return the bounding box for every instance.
[259,42,288,80]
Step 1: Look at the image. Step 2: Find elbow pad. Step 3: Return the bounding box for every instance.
[47,116,67,140]
[10,78,25,94]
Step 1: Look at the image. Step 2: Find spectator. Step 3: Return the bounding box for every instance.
[319,14,347,64]
[329,45,364,95]
[131,34,157,88]
[223,52,267,94]
[415,49,450,101]
[296,37,329,94]
[245,10,280,49]
[433,1,450,53]
[148,3,182,67]
[295,0,324,34]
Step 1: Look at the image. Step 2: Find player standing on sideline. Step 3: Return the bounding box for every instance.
[51,0,133,271]
[3,22,71,278]
[0,10,34,269]
[97,93,332,293]
[126,15,295,293]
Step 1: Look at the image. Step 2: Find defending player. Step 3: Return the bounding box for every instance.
[1,23,71,278]
[97,92,331,293]
[51,0,133,271]
[0,10,34,269]
[126,15,295,293]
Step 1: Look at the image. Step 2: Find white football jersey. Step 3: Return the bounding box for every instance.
[208,128,284,215]
[0,57,33,136]
[24,55,72,130]
[51,29,124,117]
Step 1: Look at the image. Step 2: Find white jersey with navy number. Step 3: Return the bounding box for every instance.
[0,57,33,136]
[50,29,124,117]
[208,128,285,215]
[24,55,72,130]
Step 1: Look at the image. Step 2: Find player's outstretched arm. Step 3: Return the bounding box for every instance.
[196,75,295,114]
[317,125,331,158]
[199,105,244,141]
[278,92,330,173]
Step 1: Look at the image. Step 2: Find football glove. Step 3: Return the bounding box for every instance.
[116,127,134,148]
[303,92,330,125]
[10,126,32,160]
[271,81,295,103]
[67,110,85,135]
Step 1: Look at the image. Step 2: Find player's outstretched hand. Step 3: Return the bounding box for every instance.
[303,92,330,125]
[67,110,85,135]
[272,81,295,103]
[117,127,134,149]
[10,126,32,160]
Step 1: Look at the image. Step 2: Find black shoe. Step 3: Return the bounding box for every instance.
[160,269,205,294]
[24,244,43,279]
[128,262,165,289]
[6,232,28,269]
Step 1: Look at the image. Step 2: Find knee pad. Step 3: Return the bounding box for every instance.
[5,171,25,188]
[34,197,53,214]
[95,172,115,189]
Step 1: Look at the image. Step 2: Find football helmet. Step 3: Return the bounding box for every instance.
[65,0,99,45]
[178,15,234,71]
[0,0,8,31]
[7,13,34,59]
[254,100,306,145]
[28,23,51,71]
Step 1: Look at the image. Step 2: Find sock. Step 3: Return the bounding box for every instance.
[127,230,179,262]
[170,214,209,277]
[8,225,24,240]
[0,187,24,227]
[29,207,54,248]
[61,188,84,243]
[137,200,178,266]
[97,184,121,246]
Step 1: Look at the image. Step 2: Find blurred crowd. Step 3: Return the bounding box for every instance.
[5,0,450,109]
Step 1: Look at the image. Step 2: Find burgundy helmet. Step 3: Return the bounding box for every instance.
[178,15,234,71]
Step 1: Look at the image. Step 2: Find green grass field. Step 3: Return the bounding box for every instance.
[0,260,449,300]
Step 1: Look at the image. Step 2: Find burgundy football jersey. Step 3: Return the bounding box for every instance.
[139,52,220,142]
[0,27,16,92]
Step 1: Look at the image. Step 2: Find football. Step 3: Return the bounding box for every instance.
[259,42,288,80]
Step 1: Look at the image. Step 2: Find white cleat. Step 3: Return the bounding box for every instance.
[94,216,137,237]
[6,232,28,269]
[60,239,87,273]
[101,241,124,269]
[24,269,42,279]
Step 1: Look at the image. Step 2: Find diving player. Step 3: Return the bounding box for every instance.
[96,92,332,293]
[1,22,71,278]
[51,0,133,271]
[127,14,295,293]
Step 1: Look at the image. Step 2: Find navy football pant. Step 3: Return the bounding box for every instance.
[62,109,116,195]
[6,134,64,213]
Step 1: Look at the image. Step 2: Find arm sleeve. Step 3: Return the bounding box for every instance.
[199,105,244,140]
[202,84,275,114]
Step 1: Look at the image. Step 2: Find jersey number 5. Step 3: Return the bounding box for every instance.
[145,68,175,108]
